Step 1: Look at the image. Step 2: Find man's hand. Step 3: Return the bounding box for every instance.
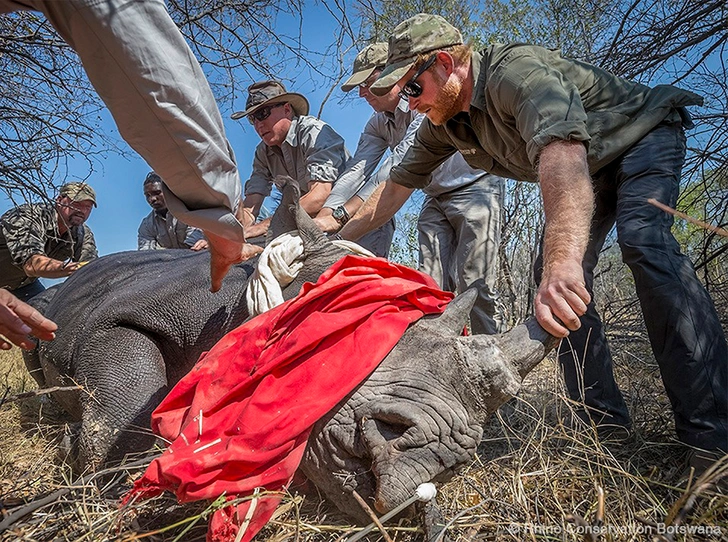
[534,259,591,337]
[0,289,58,350]
[206,233,262,293]
[313,214,340,234]
[244,218,270,240]
[189,239,209,251]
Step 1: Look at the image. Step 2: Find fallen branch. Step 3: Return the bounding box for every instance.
[0,384,83,404]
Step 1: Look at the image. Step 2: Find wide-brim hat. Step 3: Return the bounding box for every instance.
[341,42,389,92]
[231,80,309,120]
[369,13,463,97]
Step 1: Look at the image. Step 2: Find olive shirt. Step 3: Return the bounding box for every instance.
[0,202,98,290]
[138,210,204,250]
[244,115,349,199]
[390,43,703,188]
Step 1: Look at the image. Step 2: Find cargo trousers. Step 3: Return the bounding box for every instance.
[537,121,728,452]
[419,175,505,335]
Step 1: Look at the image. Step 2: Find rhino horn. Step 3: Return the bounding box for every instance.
[420,288,477,335]
[267,176,331,253]
[496,317,559,378]
[447,317,559,423]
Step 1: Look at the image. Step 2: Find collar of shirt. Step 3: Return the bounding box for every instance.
[283,115,303,147]
[469,48,486,112]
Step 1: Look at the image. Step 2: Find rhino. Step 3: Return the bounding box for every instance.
[24,181,557,525]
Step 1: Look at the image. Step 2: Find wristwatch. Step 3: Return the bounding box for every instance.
[332,205,350,226]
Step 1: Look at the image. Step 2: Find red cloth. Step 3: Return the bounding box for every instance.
[123,255,453,541]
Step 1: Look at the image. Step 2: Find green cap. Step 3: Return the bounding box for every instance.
[59,182,97,207]
[341,42,389,92]
[369,13,463,97]
[231,80,309,120]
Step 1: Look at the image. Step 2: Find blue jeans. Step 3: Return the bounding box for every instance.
[537,122,728,451]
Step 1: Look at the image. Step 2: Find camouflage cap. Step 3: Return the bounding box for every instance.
[369,13,463,96]
[59,182,97,207]
[231,80,309,120]
[341,42,389,92]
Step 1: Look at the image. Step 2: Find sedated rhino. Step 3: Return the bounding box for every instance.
[24,181,557,524]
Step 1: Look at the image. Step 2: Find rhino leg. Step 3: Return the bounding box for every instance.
[77,327,168,470]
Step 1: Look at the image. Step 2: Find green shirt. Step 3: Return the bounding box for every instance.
[0,202,98,290]
[390,43,703,187]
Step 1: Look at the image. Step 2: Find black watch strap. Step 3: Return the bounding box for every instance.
[333,205,350,226]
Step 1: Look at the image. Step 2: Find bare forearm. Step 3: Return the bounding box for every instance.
[539,140,593,271]
[534,139,593,337]
[339,181,412,241]
[23,254,76,278]
[300,181,332,216]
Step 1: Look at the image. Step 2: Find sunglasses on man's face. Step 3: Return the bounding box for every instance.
[248,102,285,124]
[398,54,437,100]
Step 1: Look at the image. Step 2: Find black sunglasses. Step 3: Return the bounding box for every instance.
[398,54,437,99]
[248,102,285,124]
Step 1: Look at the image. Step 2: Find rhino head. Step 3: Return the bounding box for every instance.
[300,290,558,521]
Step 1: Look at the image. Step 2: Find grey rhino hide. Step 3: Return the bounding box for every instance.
[300,290,558,523]
[24,180,347,470]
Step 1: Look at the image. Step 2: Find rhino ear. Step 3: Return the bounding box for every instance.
[425,288,477,335]
[267,176,332,252]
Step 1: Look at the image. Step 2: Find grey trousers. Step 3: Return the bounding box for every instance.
[2,0,243,242]
[418,175,504,335]
[536,122,728,452]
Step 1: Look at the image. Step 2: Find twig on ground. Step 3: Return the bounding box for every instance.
[0,384,82,405]
[350,490,393,542]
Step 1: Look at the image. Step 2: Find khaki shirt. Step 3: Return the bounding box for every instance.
[391,44,703,188]
[138,210,204,250]
[245,115,349,198]
[0,202,98,290]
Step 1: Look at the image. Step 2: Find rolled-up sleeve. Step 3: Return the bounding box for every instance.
[325,116,389,208]
[299,124,348,185]
[183,226,205,247]
[138,215,159,250]
[390,118,457,189]
[489,49,590,165]
[1,207,48,268]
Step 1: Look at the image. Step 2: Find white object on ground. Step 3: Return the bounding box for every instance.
[346,483,438,542]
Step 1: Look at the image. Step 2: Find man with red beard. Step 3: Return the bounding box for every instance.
[0,182,98,302]
[338,13,727,466]
[316,42,505,334]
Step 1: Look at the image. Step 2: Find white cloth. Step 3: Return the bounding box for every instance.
[246,233,373,316]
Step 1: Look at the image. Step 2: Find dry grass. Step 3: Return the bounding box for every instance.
[1,342,726,542]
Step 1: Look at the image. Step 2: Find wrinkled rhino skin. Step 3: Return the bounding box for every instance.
[24,181,558,526]
[24,182,347,470]
[299,292,558,522]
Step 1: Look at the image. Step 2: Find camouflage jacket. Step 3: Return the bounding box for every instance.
[0,202,98,290]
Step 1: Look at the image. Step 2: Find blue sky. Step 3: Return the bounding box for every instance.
[0,4,377,262]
